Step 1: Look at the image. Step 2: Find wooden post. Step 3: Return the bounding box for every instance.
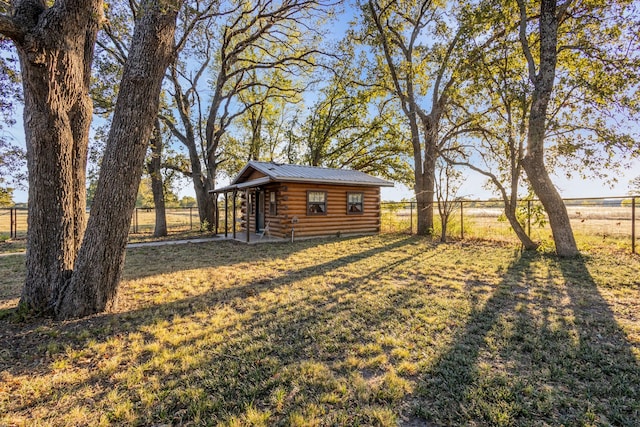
[246,188,250,243]
[189,206,193,230]
[233,190,237,239]
[224,192,228,238]
[134,208,138,234]
[214,194,219,235]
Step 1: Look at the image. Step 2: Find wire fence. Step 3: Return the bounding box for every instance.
[381,196,638,254]
[1,196,637,253]
[0,207,202,241]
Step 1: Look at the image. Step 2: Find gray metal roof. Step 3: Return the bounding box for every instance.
[211,161,394,193]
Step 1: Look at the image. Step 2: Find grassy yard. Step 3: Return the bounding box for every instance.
[0,235,639,426]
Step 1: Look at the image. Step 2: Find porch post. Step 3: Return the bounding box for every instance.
[214,193,219,234]
[233,190,237,239]
[246,188,251,243]
[224,191,228,238]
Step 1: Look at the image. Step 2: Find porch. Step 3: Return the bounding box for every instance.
[214,229,287,244]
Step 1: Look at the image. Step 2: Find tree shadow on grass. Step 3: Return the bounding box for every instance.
[1,234,432,425]
[121,237,328,281]
[412,251,640,426]
[0,235,418,374]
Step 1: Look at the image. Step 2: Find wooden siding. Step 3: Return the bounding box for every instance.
[261,182,381,238]
[246,170,267,181]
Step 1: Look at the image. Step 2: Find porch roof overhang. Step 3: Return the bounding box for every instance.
[210,177,271,194]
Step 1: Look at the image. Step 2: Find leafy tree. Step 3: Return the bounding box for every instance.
[218,70,304,179]
[0,36,25,209]
[359,0,485,235]
[629,176,640,195]
[514,0,640,256]
[161,0,329,230]
[93,1,175,237]
[0,186,12,206]
[434,159,464,242]
[179,195,197,208]
[0,0,182,318]
[0,138,25,206]
[291,51,413,183]
[444,11,539,250]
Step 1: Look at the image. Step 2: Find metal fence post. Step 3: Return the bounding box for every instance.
[410,201,413,235]
[134,208,138,234]
[527,200,532,236]
[10,208,14,239]
[632,197,636,255]
[460,200,464,240]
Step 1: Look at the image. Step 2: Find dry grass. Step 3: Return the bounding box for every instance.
[0,235,639,426]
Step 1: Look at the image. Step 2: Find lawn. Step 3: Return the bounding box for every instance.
[0,235,639,426]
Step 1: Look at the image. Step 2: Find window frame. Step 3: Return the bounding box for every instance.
[269,190,277,215]
[306,190,327,216]
[347,192,364,215]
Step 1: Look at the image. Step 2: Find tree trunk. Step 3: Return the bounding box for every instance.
[415,176,434,235]
[203,163,217,231]
[503,202,538,251]
[522,154,577,256]
[440,214,447,242]
[520,0,578,257]
[149,121,167,237]
[415,139,436,236]
[3,1,102,315]
[56,0,180,319]
[196,181,216,230]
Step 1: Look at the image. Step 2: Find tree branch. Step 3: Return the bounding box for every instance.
[517,0,538,81]
[0,14,26,42]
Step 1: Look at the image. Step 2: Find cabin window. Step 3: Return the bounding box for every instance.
[307,191,327,215]
[249,193,255,215]
[269,191,277,215]
[347,192,364,214]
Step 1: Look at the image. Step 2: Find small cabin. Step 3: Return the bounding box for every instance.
[210,161,394,241]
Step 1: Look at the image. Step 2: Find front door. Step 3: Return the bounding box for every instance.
[256,190,265,231]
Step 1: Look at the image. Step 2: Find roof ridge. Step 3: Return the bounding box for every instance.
[252,160,360,172]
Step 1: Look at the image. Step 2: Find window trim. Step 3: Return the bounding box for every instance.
[347,192,364,215]
[269,190,277,215]
[307,190,327,216]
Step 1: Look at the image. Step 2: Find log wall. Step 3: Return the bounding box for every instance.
[262,182,381,238]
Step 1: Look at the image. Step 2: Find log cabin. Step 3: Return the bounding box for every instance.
[210,161,394,241]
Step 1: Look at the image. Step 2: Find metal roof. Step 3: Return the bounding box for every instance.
[211,161,394,193]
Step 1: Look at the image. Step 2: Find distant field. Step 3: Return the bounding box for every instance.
[381,203,637,252]
[1,235,638,425]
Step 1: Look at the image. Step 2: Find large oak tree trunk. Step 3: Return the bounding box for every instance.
[192,173,216,231]
[56,1,180,319]
[3,0,102,315]
[522,152,577,256]
[519,0,578,257]
[415,168,435,236]
[415,124,438,236]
